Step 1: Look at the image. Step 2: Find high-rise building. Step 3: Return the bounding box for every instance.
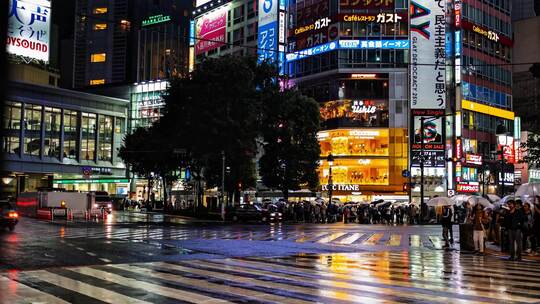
[452,0,516,197]
[286,0,410,202]
[512,0,540,21]
[73,0,192,88]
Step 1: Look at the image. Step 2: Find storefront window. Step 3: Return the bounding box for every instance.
[2,102,21,154]
[24,104,42,156]
[320,100,389,128]
[115,117,125,134]
[44,107,61,158]
[320,158,389,186]
[340,79,389,99]
[319,129,390,157]
[81,112,97,161]
[98,115,113,162]
[63,110,79,159]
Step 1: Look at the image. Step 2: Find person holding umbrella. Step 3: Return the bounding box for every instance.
[504,200,525,261]
[441,205,454,247]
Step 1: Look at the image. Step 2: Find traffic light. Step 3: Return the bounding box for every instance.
[530,63,540,78]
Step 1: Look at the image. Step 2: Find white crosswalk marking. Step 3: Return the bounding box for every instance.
[3,252,540,304]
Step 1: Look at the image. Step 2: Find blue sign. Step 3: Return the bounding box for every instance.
[189,20,195,46]
[286,40,410,62]
[279,0,287,10]
[455,30,461,56]
[258,21,278,63]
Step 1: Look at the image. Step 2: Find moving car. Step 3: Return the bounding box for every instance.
[227,204,282,223]
[92,191,113,214]
[0,199,19,231]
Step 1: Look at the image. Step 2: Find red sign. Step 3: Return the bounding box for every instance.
[498,138,515,164]
[454,0,461,28]
[456,138,462,160]
[457,183,479,193]
[461,20,513,47]
[465,154,482,165]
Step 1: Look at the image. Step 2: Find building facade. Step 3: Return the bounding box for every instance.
[2,81,129,198]
[452,0,516,197]
[286,0,410,202]
[73,0,192,88]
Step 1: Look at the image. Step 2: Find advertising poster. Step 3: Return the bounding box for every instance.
[258,0,279,63]
[410,109,445,167]
[7,0,51,62]
[410,0,446,109]
[195,6,227,55]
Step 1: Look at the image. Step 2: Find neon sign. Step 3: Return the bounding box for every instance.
[142,14,171,26]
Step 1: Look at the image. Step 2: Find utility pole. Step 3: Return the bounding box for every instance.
[221,150,226,221]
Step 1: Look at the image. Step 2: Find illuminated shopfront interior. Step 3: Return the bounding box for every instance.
[320,158,389,186]
[319,128,389,157]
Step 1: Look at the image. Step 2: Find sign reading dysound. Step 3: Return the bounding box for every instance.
[410,0,446,109]
[7,0,51,62]
[258,0,279,63]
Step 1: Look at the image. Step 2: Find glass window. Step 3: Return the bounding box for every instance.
[24,104,42,156]
[93,23,107,30]
[98,115,113,162]
[115,117,125,134]
[44,107,61,158]
[63,110,78,159]
[93,7,107,14]
[90,53,106,62]
[81,113,96,161]
[2,102,22,154]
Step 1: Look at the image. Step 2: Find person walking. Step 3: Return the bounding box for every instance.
[441,205,454,247]
[533,196,540,255]
[523,202,534,254]
[470,203,488,255]
[504,200,525,261]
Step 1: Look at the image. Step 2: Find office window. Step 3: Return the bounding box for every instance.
[93,23,107,30]
[90,79,105,85]
[24,104,42,156]
[2,102,21,154]
[44,107,61,158]
[90,53,106,62]
[63,110,78,159]
[81,112,96,161]
[93,7,107,14]
[98,115,113,162]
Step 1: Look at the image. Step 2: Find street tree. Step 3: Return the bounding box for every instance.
[160,55,277,204]
[118,122,180,205]
[521,132,540,168]
[259,89,321,200]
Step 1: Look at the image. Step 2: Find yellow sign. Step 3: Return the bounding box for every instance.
[461,100,514,120]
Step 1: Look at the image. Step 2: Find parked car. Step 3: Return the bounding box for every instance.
[0,199,19,231]
[227,204,282,223]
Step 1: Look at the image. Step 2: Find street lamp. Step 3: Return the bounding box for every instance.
[496,124,507,198]
[327,153,334,204]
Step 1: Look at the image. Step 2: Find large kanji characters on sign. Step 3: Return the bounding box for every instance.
[7,0,51,62]
[409,0,446,109]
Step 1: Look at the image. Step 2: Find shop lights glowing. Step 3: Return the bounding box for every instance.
[348,130,380,138]
[286,40,410,62]
[351,74,377,79]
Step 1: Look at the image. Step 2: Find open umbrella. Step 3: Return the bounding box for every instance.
[450,194,471,205]
[427,197,452,207]
[468,195,494,209]
[516,183,540,197]
[485,194,501,203]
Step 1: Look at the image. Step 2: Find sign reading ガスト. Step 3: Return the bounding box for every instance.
[7,0,51,62]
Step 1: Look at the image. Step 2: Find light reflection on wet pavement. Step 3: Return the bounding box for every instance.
[2,250,540,303]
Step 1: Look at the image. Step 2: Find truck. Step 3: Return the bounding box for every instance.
[16,190,95,218]
[91,191,113,214]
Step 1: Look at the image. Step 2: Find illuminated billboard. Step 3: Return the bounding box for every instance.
[195,6,227,55]
[258,0,279,63]
[410,0,446,109]
[7,0,51,62]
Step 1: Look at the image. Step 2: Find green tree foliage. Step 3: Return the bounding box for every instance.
[259,89,321,200]
[160,56,276,198]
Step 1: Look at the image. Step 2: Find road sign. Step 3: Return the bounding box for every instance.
[447,189,455,196]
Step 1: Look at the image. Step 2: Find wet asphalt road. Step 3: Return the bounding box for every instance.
[2,212,540,303]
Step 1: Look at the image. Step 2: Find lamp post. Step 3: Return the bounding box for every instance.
[496,124,507,198]
[327,153,334,204]
[221,150,225,221]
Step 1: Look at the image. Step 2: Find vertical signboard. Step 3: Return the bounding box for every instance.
[195,6,227,55]
[7,0,51,62]
[258,0,278,63]
[410,0,446,109]
[410,109,446,167]
[189,20,195,72]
